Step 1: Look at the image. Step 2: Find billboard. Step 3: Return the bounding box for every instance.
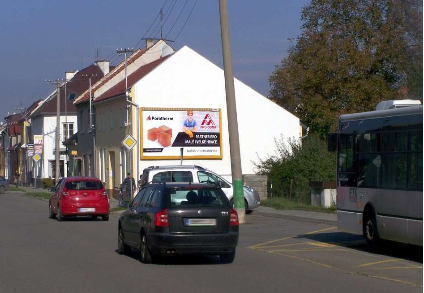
[140,108,222,160]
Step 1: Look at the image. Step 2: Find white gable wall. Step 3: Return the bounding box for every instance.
[134,46,299,179]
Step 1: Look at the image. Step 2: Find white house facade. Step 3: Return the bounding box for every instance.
[132,46,300,181]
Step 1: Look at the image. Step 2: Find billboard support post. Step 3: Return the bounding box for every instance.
[180,148,183,165]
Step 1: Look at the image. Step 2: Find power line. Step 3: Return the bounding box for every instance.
[173,0,199,42]
[151,0,178,39]
[165,0,189,39]
[133,0,170,49]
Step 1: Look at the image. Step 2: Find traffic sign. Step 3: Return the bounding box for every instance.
[122,134,137,150]
[33,154,41,162]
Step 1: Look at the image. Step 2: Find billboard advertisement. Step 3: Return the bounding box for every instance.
[140,108,222,160]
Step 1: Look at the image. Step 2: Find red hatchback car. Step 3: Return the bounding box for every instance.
[49,177,110,221]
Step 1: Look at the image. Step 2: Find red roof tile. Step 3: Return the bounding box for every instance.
[74,49,147,105]
[31,65,107,117]
[94,55,171,103]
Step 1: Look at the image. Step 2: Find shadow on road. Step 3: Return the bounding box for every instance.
[295,232,423,264]
[114,249,225,265]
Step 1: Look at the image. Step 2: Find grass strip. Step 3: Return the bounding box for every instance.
[26,192,52,200]
[8,186,26,192]
[262,197,336,213]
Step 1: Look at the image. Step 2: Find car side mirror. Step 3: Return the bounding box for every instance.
[120,201,129,208]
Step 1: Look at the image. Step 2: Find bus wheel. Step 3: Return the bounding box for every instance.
[364,211,379,252]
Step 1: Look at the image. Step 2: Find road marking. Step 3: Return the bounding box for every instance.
[357,259,398,268]
[305,227,337,234]
[369,266,423,270]
[249,236,293,249]
[257,248,423,288]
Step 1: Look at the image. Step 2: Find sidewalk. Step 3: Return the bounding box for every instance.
[253,206,337,226]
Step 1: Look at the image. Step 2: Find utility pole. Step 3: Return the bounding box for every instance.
[82,74,98,177]
[218,0,245,223]
[46,79,63,184]
[117,48,135,200]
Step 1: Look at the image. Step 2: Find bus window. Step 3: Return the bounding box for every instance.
[338,134,356,187]
[358,154,381,188]
[382,153,407,189]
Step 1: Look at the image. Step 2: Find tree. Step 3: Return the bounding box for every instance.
[269,0,423,137]
[255,134,335,203]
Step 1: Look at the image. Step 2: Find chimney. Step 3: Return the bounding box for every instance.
[65,70,78,81]
[95,60,110,76]
[146,38,154,49]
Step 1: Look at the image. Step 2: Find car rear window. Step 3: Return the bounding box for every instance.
[65,181,103,190]
[166,188,228,207]
[152,171,193,183]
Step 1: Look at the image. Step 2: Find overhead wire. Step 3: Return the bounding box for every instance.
[151,0,178,39]
[133,0,170,49]
[173,0,199,42]
[165,0,189,39]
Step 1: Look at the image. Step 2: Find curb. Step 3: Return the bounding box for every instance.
[253,211,337,226]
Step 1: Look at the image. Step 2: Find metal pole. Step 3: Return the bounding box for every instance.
[55,83,61,184]
[64,81,67,178]
[180,148,183,165]
[218,0,245,223]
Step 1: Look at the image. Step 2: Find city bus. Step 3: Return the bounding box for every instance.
[328,100,423,250]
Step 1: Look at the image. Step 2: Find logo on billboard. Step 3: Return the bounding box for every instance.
[146,115,173,121]
[200,114,216,129]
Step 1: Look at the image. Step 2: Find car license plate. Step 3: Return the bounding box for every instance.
[78,208,95,212]
[184,218,216,226]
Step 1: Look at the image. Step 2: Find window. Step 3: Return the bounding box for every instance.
[172,171,193,182]
[131,188,146,208]
[63,123,74,140]
[65,180,102,190]
[382,153,407,189]
[152,172,171,183]
[197,171,230,188]
[140,187,154,207]
[357,154,381,188]
[338,134,356,187]
[67,93,76,100]
[167,188,227,207]
[149,189,163,207]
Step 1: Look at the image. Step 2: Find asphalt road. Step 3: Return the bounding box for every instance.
[0,192,422,293]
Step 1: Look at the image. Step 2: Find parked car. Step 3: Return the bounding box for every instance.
[49,177,110,221]
[0,176,9,194]
[139,165,260,214]
[118,182,239,263]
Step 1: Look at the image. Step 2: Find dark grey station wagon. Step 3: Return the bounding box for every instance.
[118,183,239,264]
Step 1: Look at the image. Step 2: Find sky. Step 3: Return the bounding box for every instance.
[0,0,311,121]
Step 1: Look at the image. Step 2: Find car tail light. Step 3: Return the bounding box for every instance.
[62,186,69,197]
[230,209,239,226]
[155,209,168,227]
[101,190,108,197]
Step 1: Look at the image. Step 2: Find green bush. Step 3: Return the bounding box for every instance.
[255,134,336,204]
[41,178,55,188]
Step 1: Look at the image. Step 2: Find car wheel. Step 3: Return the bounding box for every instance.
[0,186,4,194]
[102,215,109,221]
[57,206,64,221]
[118,227,131,255]
[244,199,253,214]
[48,204,55,219]
[364,210,380,252]
[140,234,153,264]
[220,250,236,264]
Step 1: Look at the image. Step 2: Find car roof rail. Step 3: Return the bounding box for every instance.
[147,181,166,187]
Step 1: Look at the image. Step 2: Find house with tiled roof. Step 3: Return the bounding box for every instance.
[29,61,113,180]
[3,112,24,182]
[0,123,8,178]
[73,39,174,194]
